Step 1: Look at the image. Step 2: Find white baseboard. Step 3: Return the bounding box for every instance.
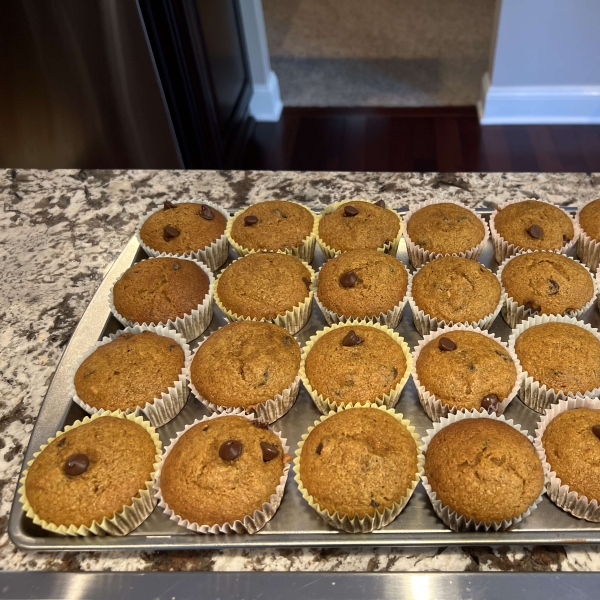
[249,71,283,122]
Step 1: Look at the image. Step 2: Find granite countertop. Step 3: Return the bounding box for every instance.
[2,169,600,573]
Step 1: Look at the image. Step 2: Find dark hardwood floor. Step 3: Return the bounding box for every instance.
[239,107,600,172]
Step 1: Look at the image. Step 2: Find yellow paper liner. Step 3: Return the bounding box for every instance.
[575,200,600,272]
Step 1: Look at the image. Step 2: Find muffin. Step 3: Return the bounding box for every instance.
[157,414,291,532]
[315,248,409,327]
[189,322,301,423]
[215,252,314,334]
[294,405,422,532]
[576,198,600,272]
[423,416,544,529]
[316,199,402,257]
[409,256,501,335]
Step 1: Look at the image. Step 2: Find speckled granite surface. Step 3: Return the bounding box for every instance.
[2,169,600,572]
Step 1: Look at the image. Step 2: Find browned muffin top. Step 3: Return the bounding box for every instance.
[139,202,227,255]
[113,257,210,325]
[424,418,544,523]
[190,322,300,408]
[579,198,600,242]
[514,322,600,395]
[74,331,185,412]
[300,408,418,519]
[318,201,401,252]
[160,416,288,526]
[25,416,157,528]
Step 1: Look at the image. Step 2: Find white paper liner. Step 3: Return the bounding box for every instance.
[315,199,403,260]
[225,201,318,263]
[575,201,600,273]
[534,397,600,521]
[299,321,413,414]
[109,254,215,343]
[293,402,424,533]
[154,409,291,534]
[489,198,579,265]
[68,324,191,428]
[402,199,489,269]
[496,250,597,329]
[508,314,600,413]
[18,411,162,536]
[411,323,522,422]
[135,199,229,271]
[421,410,546,532]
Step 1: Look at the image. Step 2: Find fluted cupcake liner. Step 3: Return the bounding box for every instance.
[534,397,600,522]
[575,202,600,272]
[508,314,600,413]
[154,409,291,534]
[18,411,162,536]
[135,199,229,272]
[489,198,579,265]
[402,199,489,269]
[299,321,412,414]
[421,410,545,532]
[225,201,318,263]
[109,254,215,343]
[314,198,403,260]
[496,250,597,329]
[68,324,191,428]
[411,323,522,422]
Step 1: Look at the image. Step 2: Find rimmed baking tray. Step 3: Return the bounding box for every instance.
[9,208,600,551]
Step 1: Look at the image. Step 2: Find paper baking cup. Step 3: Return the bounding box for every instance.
[496,250,597,329]
[109,254,215,343]
[534,397,600,521]
[293,402,423,533]
[18,411,161,536]
[154,409,291,534]
[68,324,191,428]
[225,202,318,263]
[214,253,315,335]
[407,265,503,337]
[411,323,522,422]
[315,199,403,260]
[300,321,412,414]
[575,202,600,272]
[489,198,579,265]
[508,314,600,413]
[421,410,545,532]
[135,199,229,271]
[402,199,489,269]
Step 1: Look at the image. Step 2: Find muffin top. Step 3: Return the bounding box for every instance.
[515,322,600,395]
[318,200,401,252]
[493,200,574,252]
[411,257,501,323]
[139,202,227,255]
[424,418,544,523]
[542,407,600,502]
[406,203,485,255]
[230,201,314,252]
[216,252,311,320]
[317,249,408,317]
[579,198,600,242]
[25,416,157,528]
[190,322,300,408]
[304,325,407,406]
[299,408,418,519]
[74,331,185,412]
[160,416,289,526]
[501,252,593,316]
[113,257,210,325]
[416,330,517,412]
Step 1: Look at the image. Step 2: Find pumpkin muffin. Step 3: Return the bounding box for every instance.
[424,418,544,524]
[579,198,600,242]
[74,331,185,412]
[159,416,289,526]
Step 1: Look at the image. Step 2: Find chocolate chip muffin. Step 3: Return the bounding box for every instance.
[159,416,290,527]
[424,418,544,524]
[74,331,185,412]
[579,199,600,242]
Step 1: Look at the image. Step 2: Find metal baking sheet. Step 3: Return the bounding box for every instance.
[9,209,600,551]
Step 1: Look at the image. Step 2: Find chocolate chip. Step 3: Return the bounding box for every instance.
[375,199,385,209]
[315,442,323,455]
[260,441,280,462]
[592,425,600,440]
[219,440,243,461]
[63,453,89,476]
[564,307,577,316]
[548,279,560,295]
[172,262,181,271]
[527,224,543,239]
[203,425,210,431]
[563,234,572,243]
[302,277,311,290]
[370,499,380,508]
[481,394,499,410]
[244,215,258,226]
[523,301,540,314]
[438,337,456,352]
[252,420,269,430]
[57,438,66,448]
[164,200,175,210]
[163,225,180,240]
[199,205,214,220]
[339,270,358,288]
[343,205,358,217]
[342,329,363,347]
